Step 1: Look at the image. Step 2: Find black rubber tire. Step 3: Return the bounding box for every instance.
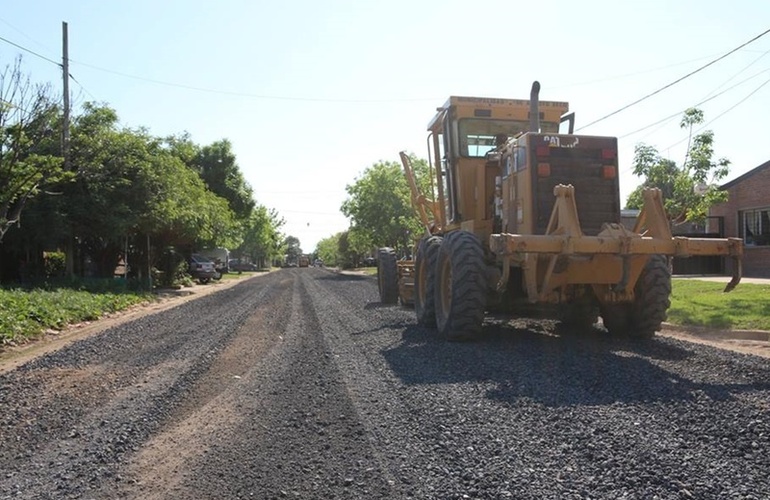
[415,235,443,326]
[377,247,398,304]
[600,254,671,338]
[629,254,672,338]
[434,231,487,341]
[561,293,599,333]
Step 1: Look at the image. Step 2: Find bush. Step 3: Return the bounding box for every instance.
[0,286,153,345]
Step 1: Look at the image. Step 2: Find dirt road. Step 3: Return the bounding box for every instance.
[1,268,769,499]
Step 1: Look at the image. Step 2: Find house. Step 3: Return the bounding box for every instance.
[709,159,770,278]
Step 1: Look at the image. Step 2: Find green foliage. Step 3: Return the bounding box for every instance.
[43,251,66,278]
[668,279,770,331]
[626,108,730,224]
[0,56,68,242]
[237,205,284,266]
[0,285,153,345]
[315,232,343,267]
[0,62,271,285]
[192,139,256,221]
[283,235,302,264]
[340,154,430,254]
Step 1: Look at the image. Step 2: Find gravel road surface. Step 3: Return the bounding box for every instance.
[1,268,769,499]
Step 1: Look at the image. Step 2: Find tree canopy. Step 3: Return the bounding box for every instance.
[0,58,284,284]
[626,108,730,224]
[340,154,431,255]
[0,56,67,242]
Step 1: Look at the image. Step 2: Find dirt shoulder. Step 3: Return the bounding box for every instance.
[659,323,770,359]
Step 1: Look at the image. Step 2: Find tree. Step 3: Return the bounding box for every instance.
[316,233,342,267]
[340,155,430,253]
[192,139,255,221]
[283,235,302,265]
[64,104,242,277]
[0,56,66,243]
[237,205,284,268]
[626,108,730,224]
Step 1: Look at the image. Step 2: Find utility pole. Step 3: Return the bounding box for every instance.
[62,21,74,277]
[62,21,70,170]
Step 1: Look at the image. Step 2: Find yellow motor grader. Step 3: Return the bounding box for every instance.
[378,81,743,340]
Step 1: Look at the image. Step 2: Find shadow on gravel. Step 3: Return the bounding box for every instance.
[382,319,770,408]
[363,301,411,311]
[315,273,372,282]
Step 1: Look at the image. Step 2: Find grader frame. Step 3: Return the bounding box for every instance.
[377,82,743,340]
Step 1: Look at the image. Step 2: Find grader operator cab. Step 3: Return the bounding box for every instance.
[378,81,743,340]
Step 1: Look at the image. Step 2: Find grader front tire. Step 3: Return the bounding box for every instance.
[415,235,443,326]
[435,231,487,341]
[377,247,398,305]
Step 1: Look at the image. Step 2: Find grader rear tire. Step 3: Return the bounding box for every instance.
[435,231,487,341]
[415,235,443,326]
[629,254,671,338]
[601,254,671,338]
[562,294,599,333]
[377,247,398,305]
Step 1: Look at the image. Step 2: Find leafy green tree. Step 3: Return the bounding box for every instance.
[626,108,729,224]
[340,154,430,253]
[0,57,67,243]
[64,104,241,277]
[316,233,342,267]
[237,205,284,268]
[283,235,302,264]
[192,139,255,221]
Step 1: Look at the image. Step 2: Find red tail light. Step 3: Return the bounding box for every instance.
[536,146,550,157]
[537,163,551,177]
[601,148,616,160]
[602,165,616,179]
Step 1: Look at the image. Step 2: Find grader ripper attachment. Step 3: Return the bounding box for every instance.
[378,81,742,340]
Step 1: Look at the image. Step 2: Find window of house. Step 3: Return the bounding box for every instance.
[738,208,770,246]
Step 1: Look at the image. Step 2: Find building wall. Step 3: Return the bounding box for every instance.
[710,164,770,278]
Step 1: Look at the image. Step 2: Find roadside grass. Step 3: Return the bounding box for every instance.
[0,281,153,346]
[669,279,770,331]
[354,267,378,276]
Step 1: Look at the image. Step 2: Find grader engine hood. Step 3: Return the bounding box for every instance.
[524,133,622,236]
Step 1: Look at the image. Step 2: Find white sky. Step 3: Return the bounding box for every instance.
[3,1,769,252]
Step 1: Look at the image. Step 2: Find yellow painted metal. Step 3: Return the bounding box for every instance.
[397,261,415,305]
[489,184,743,302]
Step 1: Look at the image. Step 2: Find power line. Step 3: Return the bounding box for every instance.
[662,74,770,151]
[0,16,55,53]
[69,73,99,102]
[544,53,722,90]
[0,35,60,66]
[69,59,440,103]
[576,27,770,131]
[700,46,770,100]
[619,66,770,139]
